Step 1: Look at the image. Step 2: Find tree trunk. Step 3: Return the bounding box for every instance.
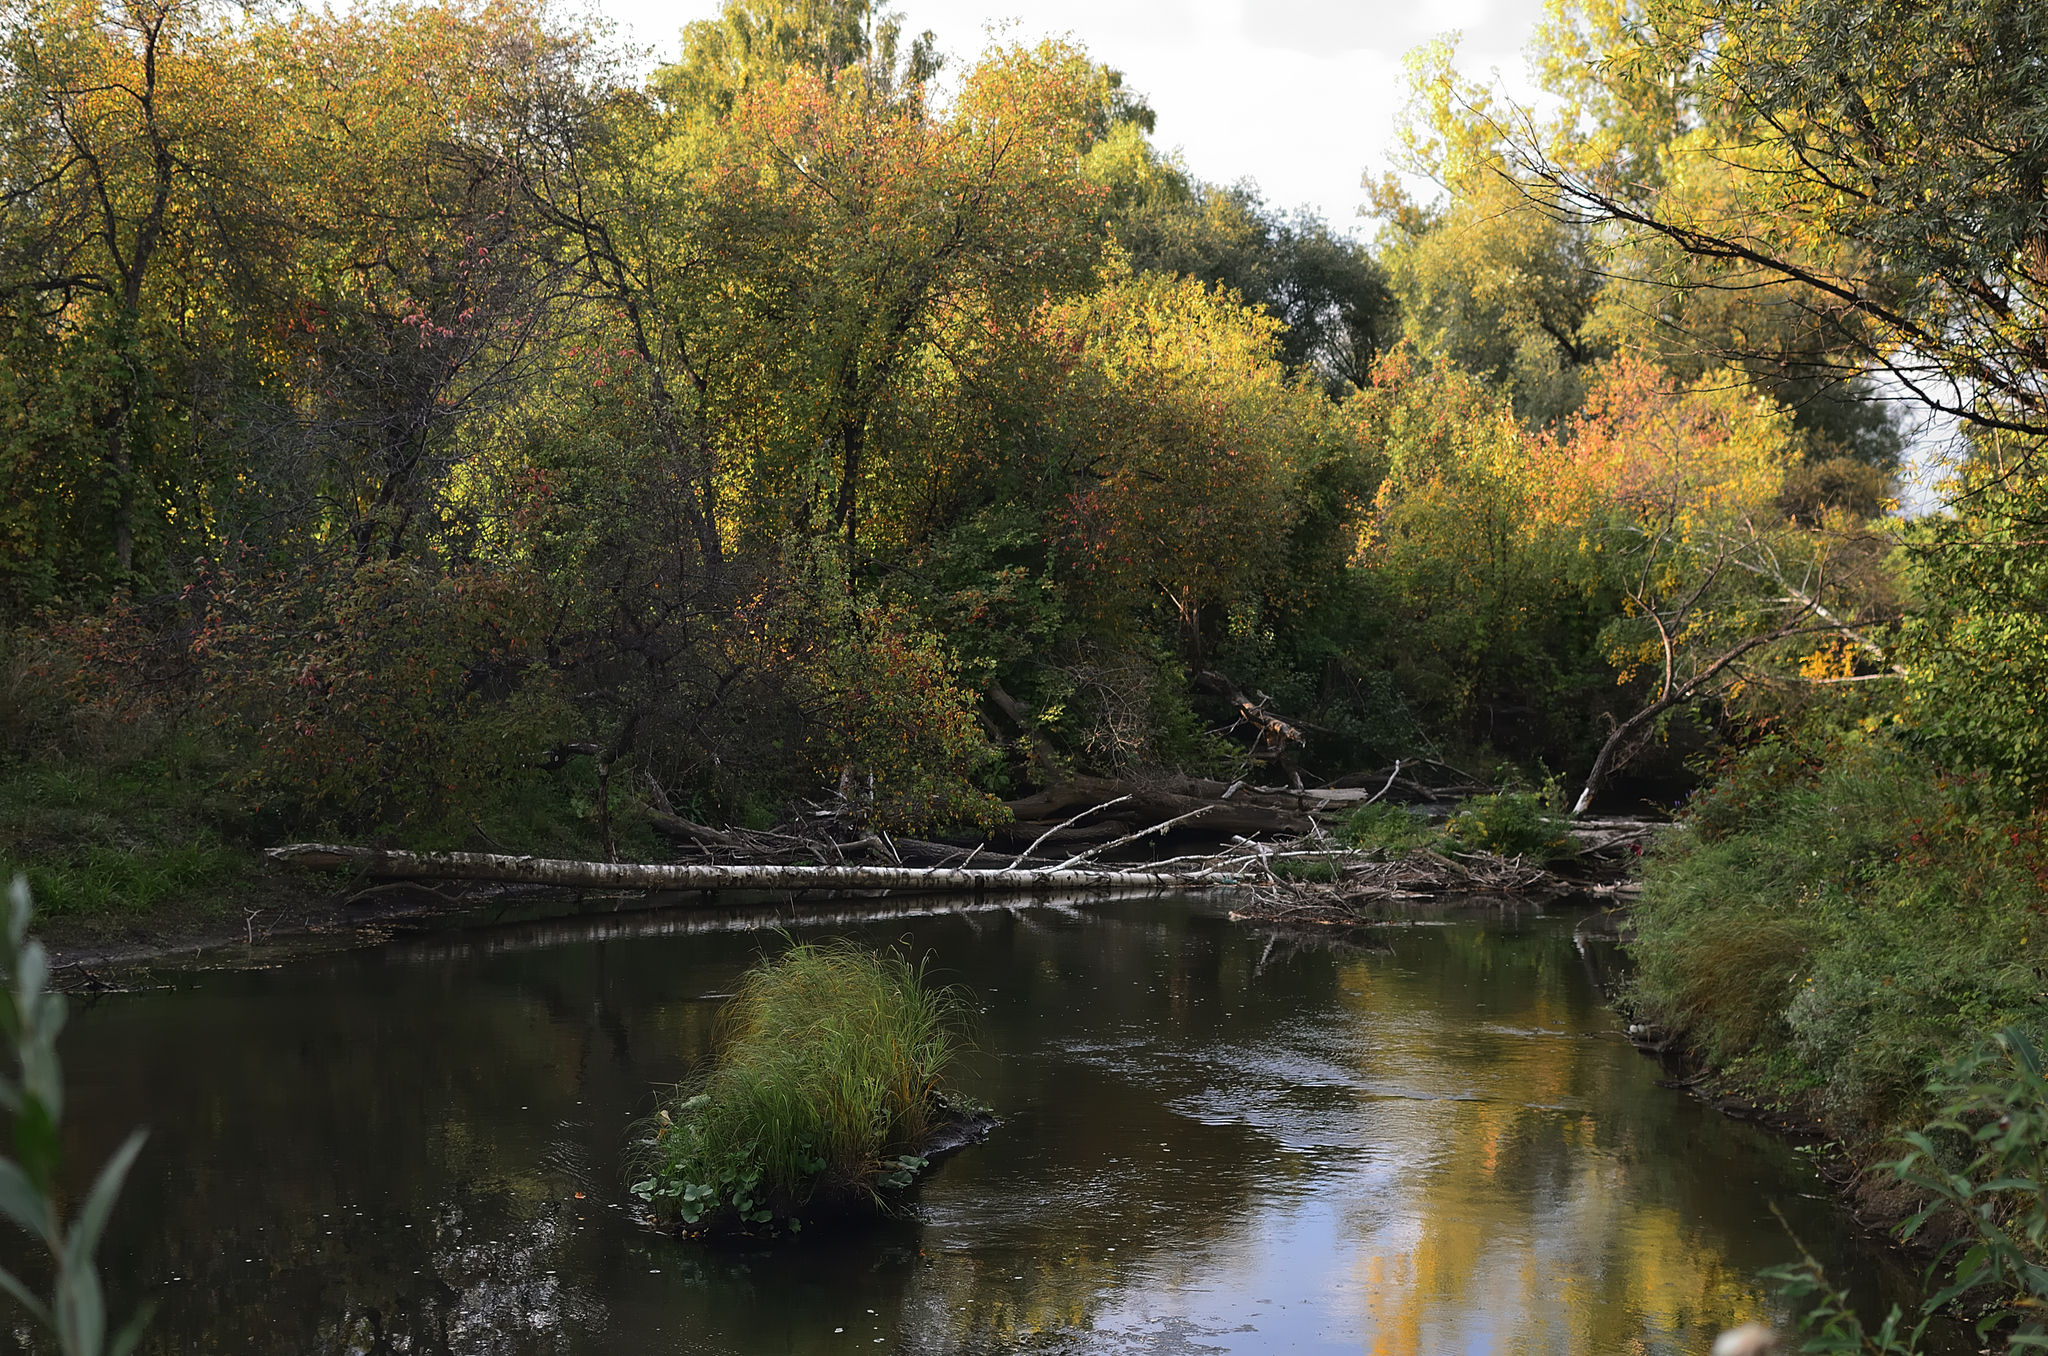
[265,843,1223,893]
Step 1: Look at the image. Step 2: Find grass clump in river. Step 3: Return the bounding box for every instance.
[630,940,974,1236]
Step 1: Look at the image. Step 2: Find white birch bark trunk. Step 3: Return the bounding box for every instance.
[265,844,1222,893]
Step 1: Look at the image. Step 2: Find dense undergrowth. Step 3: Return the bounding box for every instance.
[1628,728,2048,1139]
[1764,1029,2048,1354]
[629,942,974,1236]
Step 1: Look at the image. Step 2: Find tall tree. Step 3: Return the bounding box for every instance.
[0,0,258,600]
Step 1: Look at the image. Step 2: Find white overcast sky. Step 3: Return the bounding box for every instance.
[589,0,1554,234]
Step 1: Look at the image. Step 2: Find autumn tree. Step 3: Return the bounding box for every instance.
[235,4,579,566]
[0,0,263,604]
[1560,361,1878,810]
[1040,267,1338,657]
[1347,354,1615,764]
[1381,20,1903,462]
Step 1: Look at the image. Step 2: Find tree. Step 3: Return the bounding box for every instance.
[1367,39,1609,429]
[244,3,574,566]
[1040,266,1336,662]
[1384,22,1903,461]
[660,0,940,127]
[1562,360,1886,811]
[1517,0,2048,446]
[1083,117,1392,392]
[0,0,261,601]
[1346,354,1615,764]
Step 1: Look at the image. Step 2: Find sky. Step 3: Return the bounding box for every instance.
[588,0,1555,234]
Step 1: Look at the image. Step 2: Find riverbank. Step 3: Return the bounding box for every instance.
[1615,734,2048,1240]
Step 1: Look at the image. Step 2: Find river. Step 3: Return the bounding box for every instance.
[45,892,1955,1353]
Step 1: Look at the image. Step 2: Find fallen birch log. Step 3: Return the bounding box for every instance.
[264,844,1229,894]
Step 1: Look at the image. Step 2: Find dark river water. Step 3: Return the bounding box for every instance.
[45,892,1953,1354]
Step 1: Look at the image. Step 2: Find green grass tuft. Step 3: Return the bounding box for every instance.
[630,940,973,1235]
[1442,791,1577,861]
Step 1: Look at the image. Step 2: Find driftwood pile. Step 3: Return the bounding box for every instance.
[1224,817,1656,929]
[265,765,1662,918]
[1228,852,1558,929]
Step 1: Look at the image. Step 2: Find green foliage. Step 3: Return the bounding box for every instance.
[1101,167,1393,390]
[629,940,969,1235]
[0,878,149,1355]
[1346,357,1623,773]
[1764,1028,2048,1353]
[1900,473,2048,803]
[15,842,243,919]
[1630,730,2048,1130]
[801,592,1010,833]
[0,709,251,925]
[1339,802,1438,856]
[1443,791,1577,861]
[198,560,576,838]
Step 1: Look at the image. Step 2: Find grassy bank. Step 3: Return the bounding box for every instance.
[0,742,635,944]
[1626,729,2048,1141]
[630,941,975,1236]
[0,738,259,941]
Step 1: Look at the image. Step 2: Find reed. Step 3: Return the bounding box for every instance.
[630,940,971,1234]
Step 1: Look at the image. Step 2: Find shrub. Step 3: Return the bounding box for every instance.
[1768,1028,2048,1353]
[198,558,576,838]
[1443,791,1577,861]
[805,601,1011,834]
[1339,801,1437,856]
[629,941,974,1236]
[1629,733,2048,1131]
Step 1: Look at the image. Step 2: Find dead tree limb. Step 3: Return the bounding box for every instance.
[1046,805,1216,872]
[1008,794,1134,867]
[265,844,1220,894]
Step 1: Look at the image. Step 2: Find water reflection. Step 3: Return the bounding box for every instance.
[27,895,1952,1353]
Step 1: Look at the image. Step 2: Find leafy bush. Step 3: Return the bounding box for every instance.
[1339,801,1437,856]
[199,559,576,837]
[1767,1028,2048,1353]
[630,941,972,1236]
[1442,791,1576,861]
[804,600,1011,834]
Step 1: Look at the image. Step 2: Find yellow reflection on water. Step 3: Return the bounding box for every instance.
[1337,952,1772,1354]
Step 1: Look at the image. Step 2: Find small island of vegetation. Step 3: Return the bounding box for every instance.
[629,940,985,1237]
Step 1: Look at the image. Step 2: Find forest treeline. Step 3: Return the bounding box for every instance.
[5,0,2048,1137]
[0,0,1912,837]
